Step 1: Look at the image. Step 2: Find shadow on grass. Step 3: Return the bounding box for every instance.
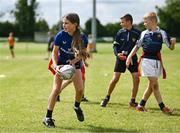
[58,100,129,109]
[84,101,129,108]
[59,124,138,132]
[108,102,128,107]
[83,100,100,105]
[148,107,180,116]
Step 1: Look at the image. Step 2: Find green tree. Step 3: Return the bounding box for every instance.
[51,21,62,34]
[14,0,38,39]
[105,22,121,37]
[0,21,17,37]
[35,19,49,32]
[84,18,107,37]
[135,22,145,32]
[156,0,180,37]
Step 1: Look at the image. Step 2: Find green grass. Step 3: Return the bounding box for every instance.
[0,42,180,132]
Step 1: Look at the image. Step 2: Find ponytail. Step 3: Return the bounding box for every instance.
[64,13,90,61]
[72,28,90,61]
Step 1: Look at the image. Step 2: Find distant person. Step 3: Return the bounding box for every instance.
[100,14,141,108]
[46,31,54,60]
[43,13,89,128]
[126,12,176,114]
[87,34,94,58]
[8,32,15,58]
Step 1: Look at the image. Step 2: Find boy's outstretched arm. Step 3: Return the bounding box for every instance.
[126,45,139,68]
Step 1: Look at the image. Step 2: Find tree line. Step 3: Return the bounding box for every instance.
[0,0,179,40]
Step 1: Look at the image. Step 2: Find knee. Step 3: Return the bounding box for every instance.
[134,76,140,84]
[53,84,62,95]
[111,77,119,84]
[149,80,158,89]
[53,87,61,96]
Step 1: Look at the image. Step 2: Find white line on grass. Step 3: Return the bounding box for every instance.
[0,74,6,78]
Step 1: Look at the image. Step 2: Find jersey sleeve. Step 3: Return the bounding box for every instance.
[160,30,171,48]
[113,31,121,56]
[54,31,63,47]
[136,30,146,48]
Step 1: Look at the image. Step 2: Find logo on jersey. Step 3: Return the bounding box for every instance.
[132,38,136,42]
[157,34,162,39]
[63,41,67,44]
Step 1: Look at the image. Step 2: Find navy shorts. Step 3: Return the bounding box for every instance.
[114,56,138,73]
[58,60,81,69]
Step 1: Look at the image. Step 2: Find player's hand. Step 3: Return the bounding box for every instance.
[118,53,127,61]
[126,57,133,68]
[67,59,78,65]
[170,37,176,50]
[171,38,176,45]
[55,65,63,72]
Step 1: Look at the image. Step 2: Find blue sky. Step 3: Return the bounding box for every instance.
[0,0,165,28]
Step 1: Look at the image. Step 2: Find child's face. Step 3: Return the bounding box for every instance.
[143,18,153,30]
[120,18,131,29]
[63,18,77,34]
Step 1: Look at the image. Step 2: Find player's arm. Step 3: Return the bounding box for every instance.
[68,54,81,65]
[161,30,176,50]
[52,45,59,69]
[126,45,139,67]
[113,32,122,57]
[113,41,119,57]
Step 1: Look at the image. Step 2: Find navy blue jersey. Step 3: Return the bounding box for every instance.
[113,27,141,57]
[137,27,171,60]
[54,30,88,64]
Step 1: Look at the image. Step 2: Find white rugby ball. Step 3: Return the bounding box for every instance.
[57,65,75,80]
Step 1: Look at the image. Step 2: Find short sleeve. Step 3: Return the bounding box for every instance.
[136,30,147,48]
[54,31,63,47]
[160,30,171,48]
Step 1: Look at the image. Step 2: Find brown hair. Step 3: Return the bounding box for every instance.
[64,13,90,60]
[120,14,133,24]
[143,12,158,23]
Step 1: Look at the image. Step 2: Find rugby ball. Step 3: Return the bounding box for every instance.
[57,65,75,80]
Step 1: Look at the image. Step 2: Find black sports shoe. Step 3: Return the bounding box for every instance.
[43,117,55,128]
[57,95,60,102]
[101,97,109,107]
[73,106,84,122]
[129,101,138,108]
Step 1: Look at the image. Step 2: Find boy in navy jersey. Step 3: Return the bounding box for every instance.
[126,12,176,114]
[43,13,89,128]
[101,14,141,108]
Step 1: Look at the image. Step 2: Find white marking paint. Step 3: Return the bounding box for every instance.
[0,74,6,78]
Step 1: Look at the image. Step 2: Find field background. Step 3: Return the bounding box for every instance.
[0,42,180,133]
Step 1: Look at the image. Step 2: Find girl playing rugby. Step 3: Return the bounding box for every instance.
[43,13,89,128]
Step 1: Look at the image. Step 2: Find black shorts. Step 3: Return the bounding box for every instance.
[58,60,81,69]
[114,56,138,73]
[9,46,14,49]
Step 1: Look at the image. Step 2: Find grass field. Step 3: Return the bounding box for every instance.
[0,42,180,132]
